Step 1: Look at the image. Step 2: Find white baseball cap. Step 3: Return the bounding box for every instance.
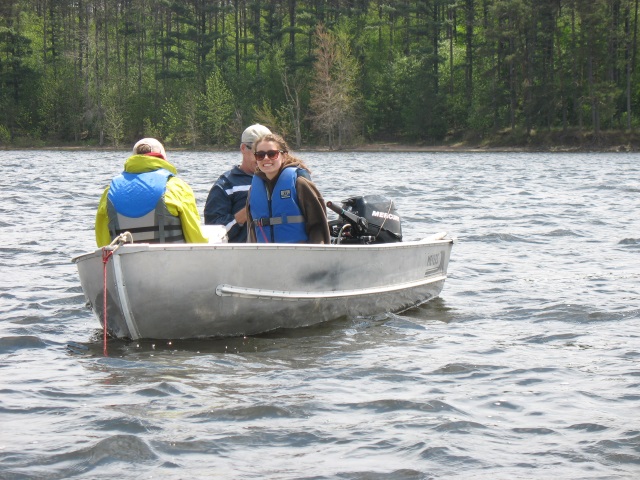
[132,138,166,159]
[241,124,272,145]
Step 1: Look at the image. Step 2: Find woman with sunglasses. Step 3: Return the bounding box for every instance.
[246,133,330,244]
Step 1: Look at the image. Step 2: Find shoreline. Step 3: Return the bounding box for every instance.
[1,127,639,153]
[1,146,636,154]
[1,138,639,154]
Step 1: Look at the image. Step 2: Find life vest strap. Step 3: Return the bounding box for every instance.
[255,215,304,227]
[115,225,183,234]
[114,225,185,244]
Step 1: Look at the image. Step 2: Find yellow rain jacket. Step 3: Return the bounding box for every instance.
[95,154,208,247]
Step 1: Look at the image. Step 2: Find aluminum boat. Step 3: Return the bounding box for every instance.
[73,195,453,339]
[73,236,453,340]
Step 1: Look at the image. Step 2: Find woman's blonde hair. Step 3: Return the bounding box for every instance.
[253,133,311,173]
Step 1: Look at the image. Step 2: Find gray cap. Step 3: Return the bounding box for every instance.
[241,124,272,144]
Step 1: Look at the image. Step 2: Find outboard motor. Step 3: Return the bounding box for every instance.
[327,195,403,244]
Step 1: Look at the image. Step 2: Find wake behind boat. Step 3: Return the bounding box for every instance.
[73,196,454,340]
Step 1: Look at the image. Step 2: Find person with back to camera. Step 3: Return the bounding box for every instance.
[203,123,272,242]
[246,133,330,244]
[95,138,208,247]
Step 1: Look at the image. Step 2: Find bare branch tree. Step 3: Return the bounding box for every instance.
[281,66,306,149]
[309,24,360,149]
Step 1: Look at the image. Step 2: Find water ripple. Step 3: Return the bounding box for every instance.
[1,151,639,479]
[0,335,47,353]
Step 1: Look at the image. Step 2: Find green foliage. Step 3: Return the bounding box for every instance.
[0,124,10,144]
[201,69,236,146]
[0,1,638,147]
[159,88,203,147]
[160,98,183,146]
[102,84,126,147]
[142,117,163,140]
[253,99,293,139]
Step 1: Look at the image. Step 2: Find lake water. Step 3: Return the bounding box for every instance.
[1,150,639,479]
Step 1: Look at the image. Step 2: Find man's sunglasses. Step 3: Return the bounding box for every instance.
[255,150,284,161]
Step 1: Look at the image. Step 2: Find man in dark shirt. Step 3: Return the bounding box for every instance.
[204,124,271,242]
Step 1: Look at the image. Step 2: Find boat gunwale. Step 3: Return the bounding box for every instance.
[71,236,453,263]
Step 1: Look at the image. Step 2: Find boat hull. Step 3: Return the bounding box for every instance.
[73,238,453,339]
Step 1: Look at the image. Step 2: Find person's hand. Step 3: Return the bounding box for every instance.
[234,207,248,225]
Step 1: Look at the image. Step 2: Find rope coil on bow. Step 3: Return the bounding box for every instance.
[101,232,133,356]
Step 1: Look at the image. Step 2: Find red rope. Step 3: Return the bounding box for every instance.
[258,223,269,243]
[101,248,113,357]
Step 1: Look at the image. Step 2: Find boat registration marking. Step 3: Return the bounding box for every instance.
[427,251,443,267]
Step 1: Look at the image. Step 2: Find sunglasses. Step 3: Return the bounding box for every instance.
[255,150,284,161]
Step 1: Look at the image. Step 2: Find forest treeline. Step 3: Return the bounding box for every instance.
[0,0,638,149]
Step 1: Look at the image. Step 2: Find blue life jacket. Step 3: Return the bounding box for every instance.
[250,167,309,243]
[107,168,185,243]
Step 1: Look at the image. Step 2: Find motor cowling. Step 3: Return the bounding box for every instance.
[329,195,403,244]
